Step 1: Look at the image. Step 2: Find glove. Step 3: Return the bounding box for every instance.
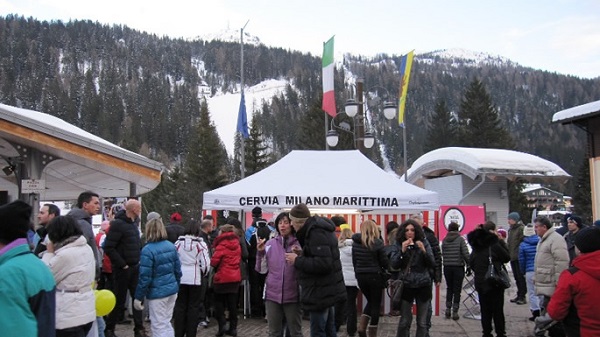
[133,299,144,311]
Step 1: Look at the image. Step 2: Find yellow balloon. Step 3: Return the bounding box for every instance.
[95,289,116,316]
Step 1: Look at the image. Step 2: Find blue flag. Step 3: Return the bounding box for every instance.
[237,92,249,138]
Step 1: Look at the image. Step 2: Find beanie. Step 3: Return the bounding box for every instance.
[567,215,584,229]
[339,224,351,231]
[147,211,161,222]
[508,212,520,222]
[100,220,111,232]
[170,212,182,222]
[497,228,507,239]
[0,200,32,244]
[252,206,262,218]
[523,224,536,237]
[289,203,310,220]
[574,227,600,253]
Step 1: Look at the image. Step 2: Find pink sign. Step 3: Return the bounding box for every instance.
[438,205,486,240]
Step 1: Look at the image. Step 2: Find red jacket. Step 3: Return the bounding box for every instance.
[95,231,112,273]
[211,232,241,284]
[548,250,600,336]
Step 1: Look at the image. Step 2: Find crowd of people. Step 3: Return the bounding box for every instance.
[2,194,600,337]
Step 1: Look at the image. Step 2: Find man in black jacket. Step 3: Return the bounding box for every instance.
[286,203,346,337]
[34,203,60,256]
[103,199,145,337]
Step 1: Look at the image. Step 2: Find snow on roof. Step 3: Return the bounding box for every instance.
[522,183,543,193]
[407,147,571,184]
[552,99,600,123]
[0,103,162,169]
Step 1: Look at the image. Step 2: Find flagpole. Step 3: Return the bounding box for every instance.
[325,112,329,150]
[240,20,249,179]
[403,123,408,181]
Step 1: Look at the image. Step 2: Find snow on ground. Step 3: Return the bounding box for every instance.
[207,78,290,155]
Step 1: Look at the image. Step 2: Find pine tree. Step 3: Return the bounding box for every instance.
[244,113,271,176]
[182,99,230,218]
[424,100,457,152]
[456,78,514,149]
[296,99,328,150]
[572,157,592,223]
[457,79,527,216]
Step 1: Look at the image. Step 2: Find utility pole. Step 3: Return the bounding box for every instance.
[356,79,365,154]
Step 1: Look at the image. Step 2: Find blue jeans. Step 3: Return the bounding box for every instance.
[525,271,541,311]
[309,306,337,337]
[396,296,430,337]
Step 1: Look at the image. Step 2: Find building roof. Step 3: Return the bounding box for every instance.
[552,99,600,124]
[406,147,571,185]
[0,103,163,199]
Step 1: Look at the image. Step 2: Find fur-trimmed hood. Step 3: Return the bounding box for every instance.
[467,227,499,251]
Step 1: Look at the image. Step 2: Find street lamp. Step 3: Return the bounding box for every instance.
[326,79,397,152]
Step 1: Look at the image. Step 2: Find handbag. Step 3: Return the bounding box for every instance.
[387,251,414,309]
[485,247,511,289]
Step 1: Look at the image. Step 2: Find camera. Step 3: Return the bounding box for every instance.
[407,244,415,250]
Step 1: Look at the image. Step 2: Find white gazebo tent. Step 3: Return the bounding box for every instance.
[204,150,439,319]
[203,150,439,213]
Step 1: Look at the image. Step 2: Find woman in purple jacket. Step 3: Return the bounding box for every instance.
[256,212,302,337]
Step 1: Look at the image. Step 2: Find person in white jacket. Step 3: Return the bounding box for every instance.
[174,220,211,337]
[338,224,359,337]
[42,215,96,337]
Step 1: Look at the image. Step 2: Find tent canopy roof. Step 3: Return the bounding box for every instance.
[0,103,163,199]
[203,150,439,213]
[406,147,571,184]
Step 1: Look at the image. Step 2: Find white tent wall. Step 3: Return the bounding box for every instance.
[203,150,439,213]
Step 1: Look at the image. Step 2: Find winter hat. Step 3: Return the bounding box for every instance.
[567,215,584,229]
[448,222,460,232]
[100,220,111,232]
[339,224,351,231]
[147,212,161,222]
[289,203,310,221]
[497,228,508,239]
[252,206,263,218]
[574,227,600,253]
[0,200,32,244]
[523,224,536,237]
[330,215,347,227]
[508,212,520,222]
[170,212,182,222]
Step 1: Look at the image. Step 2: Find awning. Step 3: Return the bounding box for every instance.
[0,103,163,199]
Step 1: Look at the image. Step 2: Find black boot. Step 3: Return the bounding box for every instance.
[216,318,226,337]
[529,309,540,321]
[225,317,237,336]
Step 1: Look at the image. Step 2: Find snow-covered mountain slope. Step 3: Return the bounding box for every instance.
[207,79,290,155]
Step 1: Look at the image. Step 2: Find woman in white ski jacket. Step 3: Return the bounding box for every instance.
[174,220,211,337]
[42,215,96,337]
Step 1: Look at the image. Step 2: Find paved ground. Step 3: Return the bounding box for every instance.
[113,282,535,337]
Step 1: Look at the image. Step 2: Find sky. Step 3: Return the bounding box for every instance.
[1,0,599,79]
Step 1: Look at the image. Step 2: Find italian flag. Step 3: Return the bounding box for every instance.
[322,36,336,117]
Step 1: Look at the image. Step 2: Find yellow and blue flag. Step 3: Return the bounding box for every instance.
[398,50,414,127]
